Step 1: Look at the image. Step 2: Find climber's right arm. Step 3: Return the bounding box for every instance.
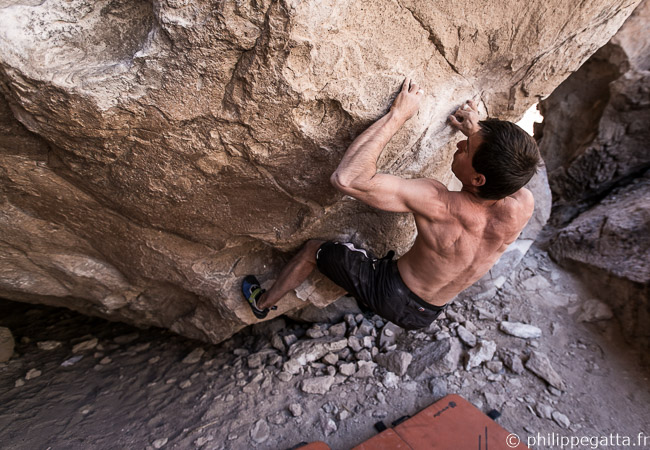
[330,77,425,206]
[332,171,450,216]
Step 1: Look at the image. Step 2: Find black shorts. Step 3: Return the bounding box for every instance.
[315,241,445,330]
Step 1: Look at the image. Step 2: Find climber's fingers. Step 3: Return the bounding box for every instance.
[466,99,479,111]
[448,114,462,128]
[454,108,471,120]
[402,77,411,92]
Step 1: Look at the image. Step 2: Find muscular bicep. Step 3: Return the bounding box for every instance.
[332,173,449,216]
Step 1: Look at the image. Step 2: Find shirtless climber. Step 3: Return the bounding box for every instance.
[242,78,541,330]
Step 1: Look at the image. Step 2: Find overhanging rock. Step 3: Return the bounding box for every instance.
[0,0,641,343]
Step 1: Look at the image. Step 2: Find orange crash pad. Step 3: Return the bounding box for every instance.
[294,441,331,450]
[353,394,530,449]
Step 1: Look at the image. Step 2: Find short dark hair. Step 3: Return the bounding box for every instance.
[472,119,541,200]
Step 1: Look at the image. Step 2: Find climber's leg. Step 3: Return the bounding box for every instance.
[255,239,325,310]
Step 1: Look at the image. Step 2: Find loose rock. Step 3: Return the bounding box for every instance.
[456,325,477,347]
[407,339,454,379]
[552,411,571,428]
[72,338,98,354]
[328,322,347,338]
[289,337,348,364]
[525,351,566,390]
[283,334,298,347]
[131,342,150,353]
[0,327,15,362]
[499,321,542,339]
[429,378,447,400]
[114,333,139,345]
[344,314,356,328]
[375,350,413,376]
[521,275,551,292]
[355,349,372,361]
[322,353,338,365]
[577,299,614,322]
[379,322,403,350]
[25,369,41,380]
[358,319,375,336]
[382,372,399,389]
[446,309,466,323]
[271,335,286,352]
[323,418,337,436]
[194,436,213,447]
[339,363,356,376]
[301,376,335,394]
[61,355,83,367]
[182,348,205,364]
[347,336,363,352]
[435,331,451,341]
[463,320,478,333]
[465,340,497,370]
[476,307,497,321]
[289,403,303,417]
[250,419,270,444]
[282,359,302,375]
[484,392,506,409]
[247,353,264,369]
[36,340,62,351]
[499,350,526,374]
[277,371,292,382]
[306,325,325,339]
[353,361,376,378]
[152,438,168,449]
[535,403,554,419]
[485,361,503,373]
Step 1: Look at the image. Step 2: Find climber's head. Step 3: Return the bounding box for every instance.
[455,119,541,200]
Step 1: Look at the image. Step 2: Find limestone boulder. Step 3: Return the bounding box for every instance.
[550,171,650,284]
[0,0,640,343]
[538,0,650,211]
[549,170,650,350]
[542,1,650,358]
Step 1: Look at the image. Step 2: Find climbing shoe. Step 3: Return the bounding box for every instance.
[242,275,276,319]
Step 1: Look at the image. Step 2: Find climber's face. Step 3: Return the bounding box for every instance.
[451,131,485,188]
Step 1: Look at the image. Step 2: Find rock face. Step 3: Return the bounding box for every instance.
[549,171,650,284]
[549,170,650,349]
[0,0,640,343]
[540,1,650,353]
[539,0,650,210]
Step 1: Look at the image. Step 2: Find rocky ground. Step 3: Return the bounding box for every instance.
[1,243,649,450]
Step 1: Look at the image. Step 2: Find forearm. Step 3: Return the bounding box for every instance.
[332,110,406,189]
